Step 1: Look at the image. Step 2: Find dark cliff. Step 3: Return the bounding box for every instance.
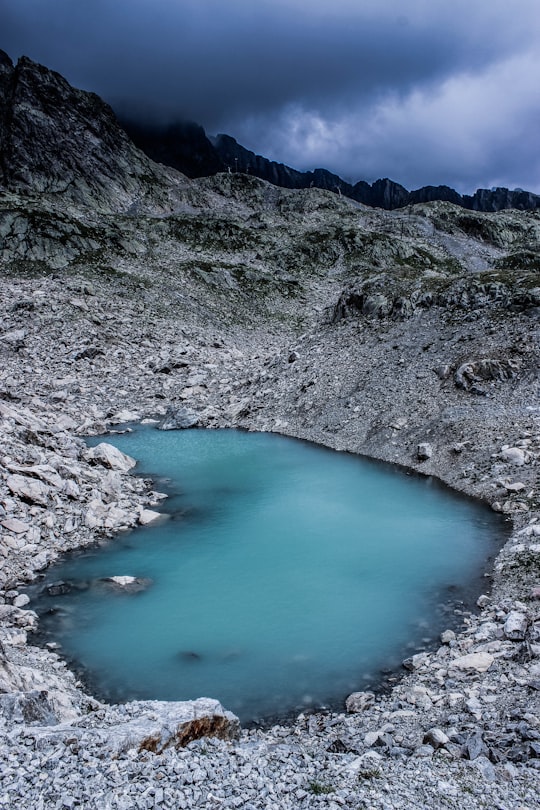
[123,120,226,179]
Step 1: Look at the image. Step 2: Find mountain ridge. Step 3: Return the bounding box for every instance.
[124,122,540,213]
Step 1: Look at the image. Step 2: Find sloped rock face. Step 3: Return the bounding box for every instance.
[0,50,202,213]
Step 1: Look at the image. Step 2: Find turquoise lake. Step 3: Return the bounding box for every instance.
[31,428,507,724]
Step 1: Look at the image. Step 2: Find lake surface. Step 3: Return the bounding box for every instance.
[31,428,507,724]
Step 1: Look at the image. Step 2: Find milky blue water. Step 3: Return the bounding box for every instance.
[31,428,506,724]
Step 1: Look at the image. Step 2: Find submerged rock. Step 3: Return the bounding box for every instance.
[100,576,153,593]
[45,581,73,597]
[138,508,163,525]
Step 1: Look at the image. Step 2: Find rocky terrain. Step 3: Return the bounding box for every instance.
[0,50,539,807]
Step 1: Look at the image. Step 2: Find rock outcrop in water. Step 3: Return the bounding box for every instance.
[0,51,539,808]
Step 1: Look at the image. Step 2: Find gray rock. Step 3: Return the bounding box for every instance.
[450,652,494,672]
[423,728,449,749]
[501,447,527,466]
[158,406,200,430]
[6,474,50,506]
[0,517,29,534]
[0,690,58,726]
[84,442,136,472]
[504,610,528,641]
[345,691,375,713]
[417,442,433,461]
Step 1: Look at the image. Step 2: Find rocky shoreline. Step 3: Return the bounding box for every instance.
[1,270,539,808]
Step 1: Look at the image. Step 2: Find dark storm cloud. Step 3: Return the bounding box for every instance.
[2,0,540,192]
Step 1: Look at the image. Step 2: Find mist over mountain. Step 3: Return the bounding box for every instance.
[123,119,540,214]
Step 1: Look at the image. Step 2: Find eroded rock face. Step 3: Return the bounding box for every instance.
[24,698,240,755]
[120,698,241,754]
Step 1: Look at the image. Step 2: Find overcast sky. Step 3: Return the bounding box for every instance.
[2,0,540,193]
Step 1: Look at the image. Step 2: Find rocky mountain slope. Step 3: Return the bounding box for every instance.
[0,52,539,808]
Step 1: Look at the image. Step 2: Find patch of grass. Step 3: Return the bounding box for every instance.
[308,781,335,795]
[357,767,382,781]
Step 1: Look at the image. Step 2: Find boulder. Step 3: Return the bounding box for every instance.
[24,698,240,754]
[158,406,200,430]
[0,517,29,534]
[423,728,449,749]
[454,358,519,391]
[501,447,527,466]
[450,652,494,672]
[84,443,136,472]
[108,410,142,424]
[503,611,528,641]
[6,474,50,506]
[138,509,162,525]
[345,691,375,713]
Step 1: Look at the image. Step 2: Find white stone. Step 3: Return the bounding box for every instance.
[84,442,136,472]
[364,731,380,747]
[423,728,449,749]
[138,509,162,525]
[6,474,51,506]
[0,517,29,534]
[109,410,141,424]
[503,611,527,641]
[501,447,526,466]
[503,481,526,492]
[417,442,433,461]
[450,652,494,672]
[106,576,138,587]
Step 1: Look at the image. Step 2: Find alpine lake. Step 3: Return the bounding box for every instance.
[29,427,508,725]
